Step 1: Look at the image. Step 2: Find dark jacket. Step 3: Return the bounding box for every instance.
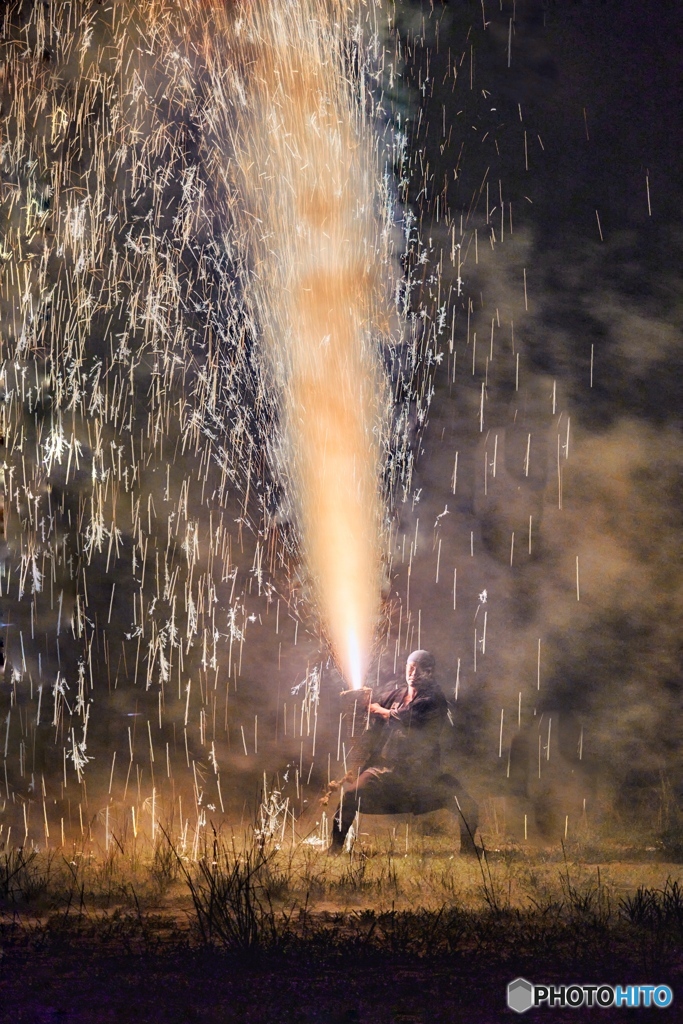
[365,680,448,778]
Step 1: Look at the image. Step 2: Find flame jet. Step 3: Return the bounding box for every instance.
[200,0,398,687]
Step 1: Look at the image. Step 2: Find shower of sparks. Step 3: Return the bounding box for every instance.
[0,0,447,851]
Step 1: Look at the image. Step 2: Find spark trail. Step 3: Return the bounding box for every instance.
[201,0,399,688]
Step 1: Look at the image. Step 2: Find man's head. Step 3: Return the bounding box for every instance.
[406,649,436,687]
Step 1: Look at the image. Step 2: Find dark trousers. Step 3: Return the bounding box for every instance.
[331,767,479,849]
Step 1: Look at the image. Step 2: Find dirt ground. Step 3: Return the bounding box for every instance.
[1,940,681,1023]
[1,841,682,1023]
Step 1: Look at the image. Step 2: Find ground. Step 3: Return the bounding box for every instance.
[1,825,682,1022]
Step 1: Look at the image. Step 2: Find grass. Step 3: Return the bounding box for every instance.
[1,821,681,967]
[1,826,681,1023]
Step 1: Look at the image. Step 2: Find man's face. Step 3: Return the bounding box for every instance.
[406,659,432,687]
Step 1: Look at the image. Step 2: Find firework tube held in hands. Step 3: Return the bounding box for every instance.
[336,685,373,774]
[339,685,372,717]
[329,650,480,855]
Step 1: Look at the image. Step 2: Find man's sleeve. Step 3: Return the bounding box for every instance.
[390,689,446,728]
[376,684,400,708]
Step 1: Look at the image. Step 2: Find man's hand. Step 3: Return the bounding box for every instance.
[369,702,392,720]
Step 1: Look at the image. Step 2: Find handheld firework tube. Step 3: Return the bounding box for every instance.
[320,686,373,805]
[339,686,373,715]
[340,687,374,774]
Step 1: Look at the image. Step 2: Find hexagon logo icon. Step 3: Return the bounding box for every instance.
[507,978,534,1014]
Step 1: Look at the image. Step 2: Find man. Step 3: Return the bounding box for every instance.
[330,649,479,855]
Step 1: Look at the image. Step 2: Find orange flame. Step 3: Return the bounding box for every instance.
[201,1,397,687]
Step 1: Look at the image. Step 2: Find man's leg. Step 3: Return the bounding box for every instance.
[329,781,359,850]
[330,768,404,850]
[430,773,480,856]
